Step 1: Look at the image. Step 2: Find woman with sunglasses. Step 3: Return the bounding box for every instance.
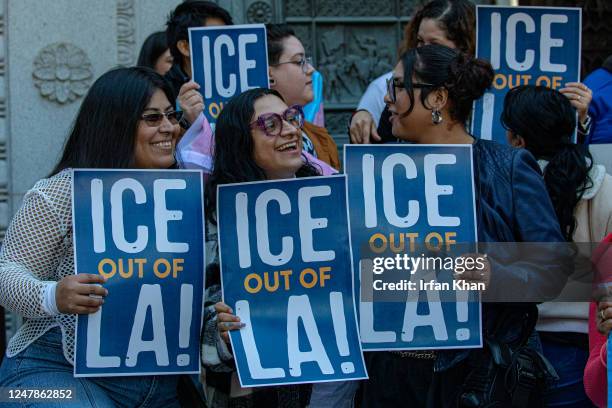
[200,87,318,407]
[361,44,567,407]
[267,24,340,171]
[0,67,185,407]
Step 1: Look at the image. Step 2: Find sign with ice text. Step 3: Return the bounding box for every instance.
[472,6,581,143]
[344,145,482,351]
[217,176,367,387]
[189,24,269,126]
[72,169,205,377]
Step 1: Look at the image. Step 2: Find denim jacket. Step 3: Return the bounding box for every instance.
[434,138,568,372]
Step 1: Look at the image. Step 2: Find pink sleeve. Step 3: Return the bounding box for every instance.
[584,301,608,408]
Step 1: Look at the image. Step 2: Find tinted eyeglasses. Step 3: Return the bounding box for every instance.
[141,110,183,127]
[250,105,305,137]
[386,77,435,103]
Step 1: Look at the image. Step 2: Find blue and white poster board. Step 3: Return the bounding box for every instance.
[217,176,367,387]
[73,169,205,377]
[344,145,482,351]
[472,6,581,143]
[189,24,269,127]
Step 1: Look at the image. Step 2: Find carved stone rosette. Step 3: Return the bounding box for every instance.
[117,0,136,67]
[247,1,273,24]
[32,43,93,104]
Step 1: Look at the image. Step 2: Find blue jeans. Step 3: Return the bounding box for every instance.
[309,380,359,408]
[0,327,181,407]
[541,338,595,408]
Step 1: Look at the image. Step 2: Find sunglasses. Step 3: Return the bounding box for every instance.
[250,105,305,137]
[141,110,183,127]
[386,77,435,103]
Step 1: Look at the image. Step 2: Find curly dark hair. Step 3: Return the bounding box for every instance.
[400,0,476,57]
[206,88,319,223]
[399,45,493,124]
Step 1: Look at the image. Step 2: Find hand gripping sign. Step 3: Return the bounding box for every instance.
[189,24,269,127]
[73,169,205,377]
[217,176,367,387]
[344,145,482,351]
[472,6,581,143]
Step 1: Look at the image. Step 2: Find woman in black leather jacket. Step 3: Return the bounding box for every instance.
[362,44,569,407]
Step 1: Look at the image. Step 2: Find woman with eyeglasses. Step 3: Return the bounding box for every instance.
[200,87,318,407]
[0,67,185,407]
[266,23,340,171]
[360,44,567,407]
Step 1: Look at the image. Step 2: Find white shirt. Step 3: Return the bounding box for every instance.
[357,72,392,127]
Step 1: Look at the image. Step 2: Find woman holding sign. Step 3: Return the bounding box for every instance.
[0,67,187,407]
[363,44,567,407]
[202,87,319,407]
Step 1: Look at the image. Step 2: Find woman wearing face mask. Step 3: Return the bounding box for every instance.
[502,85,612,407]
[201,88,318,407]
[0,67,184,407]
[267,24,340,171]
[361,44,567,407]
[349,0,475,145]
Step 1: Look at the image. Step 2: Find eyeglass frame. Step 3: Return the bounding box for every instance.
[386,77,435,104]
[270,56,313,74]
[140,110,184,127]
[249,105,305,137]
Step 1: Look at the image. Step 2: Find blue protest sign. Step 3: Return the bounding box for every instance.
[344,145,482,351]
[72,169,205,377]
[189,24,269,126]
[217,176,367,387]
[472,6,581,143]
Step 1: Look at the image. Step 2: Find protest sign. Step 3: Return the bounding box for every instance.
[472,6,581,143]
[344,145,482,351]
[189,24,269,127]
[73,169,205,377]
[217,176,367,387]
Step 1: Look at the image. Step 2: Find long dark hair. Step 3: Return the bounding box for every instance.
[399,44,493,123]
[501,85,593,241]
[137,31,169,69]
[400,0,476,56]
[51,67,175,175]
[206,88,319,222]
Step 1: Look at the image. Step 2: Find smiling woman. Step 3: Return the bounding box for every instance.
[0,67,185,407]
[201,87,319,407]
[266,24,340,171]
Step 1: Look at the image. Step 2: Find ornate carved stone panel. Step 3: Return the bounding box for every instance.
[117,0,136,67]
[316,24,397,104]
[282,0,407,144]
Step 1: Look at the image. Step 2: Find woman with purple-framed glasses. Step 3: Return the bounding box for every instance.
[200,88,319,407]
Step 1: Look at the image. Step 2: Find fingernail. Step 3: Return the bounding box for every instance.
[228,308,233,314]
[239,323,246,328]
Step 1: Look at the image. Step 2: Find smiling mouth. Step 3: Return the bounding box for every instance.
[151,140,173,149]
[275,141,299,152]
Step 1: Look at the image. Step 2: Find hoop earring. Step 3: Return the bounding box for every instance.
[269,78,276,86]
[432,109,443,125]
